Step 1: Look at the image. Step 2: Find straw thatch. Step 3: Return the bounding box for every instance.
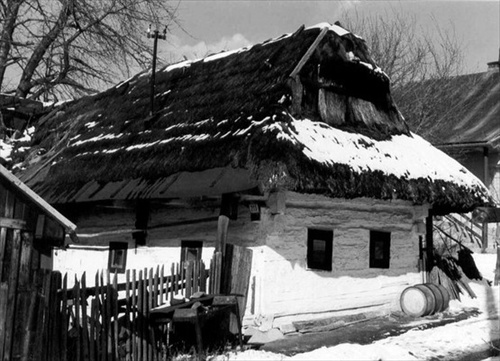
[19,23,490,214]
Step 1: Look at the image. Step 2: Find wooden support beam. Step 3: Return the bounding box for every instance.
[216,216,229,255]
[0,217,27,230]
[425,212,434,275]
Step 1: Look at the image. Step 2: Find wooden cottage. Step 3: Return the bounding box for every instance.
[18,23,491,328]
[0,164,76,359]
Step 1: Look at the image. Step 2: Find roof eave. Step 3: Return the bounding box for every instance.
[0,164,77,236]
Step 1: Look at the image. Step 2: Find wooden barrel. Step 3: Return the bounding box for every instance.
[434,283,450,311]
[400,284,436,317]
[425,283,445,312]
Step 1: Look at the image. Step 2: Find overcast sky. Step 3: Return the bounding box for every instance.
[159,0,499,75]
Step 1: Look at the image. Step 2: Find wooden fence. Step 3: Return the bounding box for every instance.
[2,255,223,361]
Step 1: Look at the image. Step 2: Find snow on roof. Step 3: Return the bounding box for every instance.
[287,118,486,191]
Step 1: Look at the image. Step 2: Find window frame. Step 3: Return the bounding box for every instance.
[307,228,333,271]
[181,240,203,263]
[108,242,128,274]
[369,230,391,269]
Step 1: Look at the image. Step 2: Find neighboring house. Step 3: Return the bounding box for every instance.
[18,23,490,328]
[395,55,500,247]
[0,163,76,358]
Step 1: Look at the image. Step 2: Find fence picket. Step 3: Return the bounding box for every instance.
[74,276,81,361]
[125,270,131,361]
[100,271,107,361]
[61,273,68,361]
[81,273,90,361]
[112,272,119,361]
[6,260,215,361]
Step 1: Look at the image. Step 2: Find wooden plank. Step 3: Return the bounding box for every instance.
[216,215,229,254]
[131,269,137,361]
[148,268,153,361]
[0,227,7,281]
[142,269,148,361]
[0,283,8,361]
[289,26,328,78]
[125,270,132,361]
[0,217,27,230]
[61,273,68,361]
[11,232,32,359]
[89,298,97,361]
[88,274,96,361]
[26,270,46,361]
[495,247,500,286]
[113,272,119,361]
[200,261,206,293]
[74,276,81,361]
[193,261,199,293]
[153,266,159,308]
[95,271,104,361]
[137,270,143,361]
[3,188,15,218]
[48,272,62,361]
[20,281,37,361]
[81,273,90,361]
[99,271,107,361]
[4,229,22,361]
[159,265,165,306]
[40,270,53,361]
[105,271,113,360]
[186,262,192,298]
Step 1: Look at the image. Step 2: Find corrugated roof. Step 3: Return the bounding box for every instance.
[17,23,491,213]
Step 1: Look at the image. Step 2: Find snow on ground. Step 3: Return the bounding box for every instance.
[212,252,500,361]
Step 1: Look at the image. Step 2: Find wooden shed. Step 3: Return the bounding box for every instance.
[0,164,76,360]
[17,23,491,329]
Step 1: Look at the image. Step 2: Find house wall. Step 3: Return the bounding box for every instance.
[252,192,426,327]
[53,193,428,326]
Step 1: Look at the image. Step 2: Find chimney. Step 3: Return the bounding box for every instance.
[487,48,500,72]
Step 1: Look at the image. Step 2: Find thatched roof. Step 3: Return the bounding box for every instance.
[395,70,500,149]
[19,23,490,214]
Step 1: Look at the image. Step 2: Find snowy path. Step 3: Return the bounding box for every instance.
[212,253,500,361]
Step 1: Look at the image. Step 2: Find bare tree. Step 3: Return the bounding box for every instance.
[340,8,468,142]
[0,0,179,101]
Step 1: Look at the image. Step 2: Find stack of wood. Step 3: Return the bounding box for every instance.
[430,249,481,301]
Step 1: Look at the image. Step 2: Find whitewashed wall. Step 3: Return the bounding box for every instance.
[53,192,428,325]
[249,192,428,327]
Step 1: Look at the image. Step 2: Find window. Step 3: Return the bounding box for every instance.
[181,241,203,263]
[108,242,128,273]
[370,230,391,269]
[307,229,333,271]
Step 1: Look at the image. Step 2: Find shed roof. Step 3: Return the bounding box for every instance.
[18,23,490,214]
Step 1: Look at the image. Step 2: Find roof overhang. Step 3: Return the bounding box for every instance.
[0,164,77,239]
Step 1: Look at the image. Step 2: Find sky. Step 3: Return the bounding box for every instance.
[158,0,500,75]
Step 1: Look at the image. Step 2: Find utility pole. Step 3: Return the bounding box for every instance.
[147,25,167,116]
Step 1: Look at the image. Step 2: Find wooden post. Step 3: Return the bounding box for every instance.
[482,146,489,253]
[216,216,229,255]
[425,212,434,277]
[494,246,500,286]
